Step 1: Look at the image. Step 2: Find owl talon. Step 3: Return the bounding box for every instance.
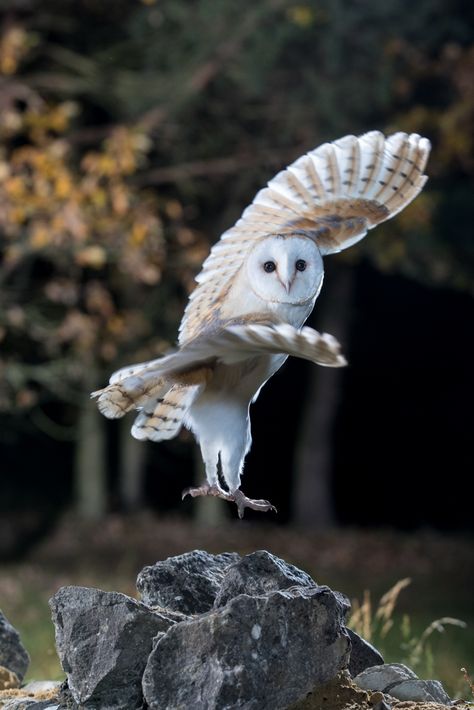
[182,484,277,518]
[181,483,233,501]
[232,489,277,519]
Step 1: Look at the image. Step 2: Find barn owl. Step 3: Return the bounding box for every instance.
[92,131,430,517]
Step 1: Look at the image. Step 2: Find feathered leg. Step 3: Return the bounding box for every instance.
[220,430,277,518]
[182,440,233,502]
[184,400,277,518]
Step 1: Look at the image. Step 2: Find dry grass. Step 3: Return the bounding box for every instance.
[348,578,469,698]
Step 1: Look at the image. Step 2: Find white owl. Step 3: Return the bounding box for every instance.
[92,131,431,517]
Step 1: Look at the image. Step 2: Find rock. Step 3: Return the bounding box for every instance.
[387,678,452,704]
[50,586,173,709]
[143,585,350,710]
[0,611,30,682]
[137,550,240,615]
[354,662,418,692]
[354,663,452,705]
[214,549,317,607]
[346,628,384,677]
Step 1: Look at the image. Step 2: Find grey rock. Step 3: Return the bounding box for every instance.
[143,585,350,710]
[50,586,173,709]
[387,678,452,704]
[354,662,418,692]
[354,663,451,704]
[137,550,240,615]
[0,609,30,681]
[214,549,317,607]
[346,628,384,677]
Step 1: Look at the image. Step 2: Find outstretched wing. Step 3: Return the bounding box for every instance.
[92,321,346,418]
[179,131,430,344]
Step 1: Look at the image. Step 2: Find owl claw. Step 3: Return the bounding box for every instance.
[232,489,277,519]
[181,483,233,501]
[181,484,277,519]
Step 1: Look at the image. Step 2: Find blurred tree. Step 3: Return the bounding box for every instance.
[0,24,206,516]
[0,0,472,524]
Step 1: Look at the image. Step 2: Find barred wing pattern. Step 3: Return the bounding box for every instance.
[179,131,430,344]
[92,321,346,419]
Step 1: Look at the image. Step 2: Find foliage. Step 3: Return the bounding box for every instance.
[460,667,474,700]
[349,578,467,690]
[0,25,207,417]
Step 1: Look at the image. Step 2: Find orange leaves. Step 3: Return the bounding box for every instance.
[75,246,107,269]
[82,128,151,178]
[0,26,169,399]
[0,25,32,76]
[0,105,164,285]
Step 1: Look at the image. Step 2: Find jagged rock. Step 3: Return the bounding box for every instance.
[346,628,384,677]
[137,550,240,615]
[213,549,317,607]
[143,585,350,710]
[50,586,173,709]
[353,663,452,705]
[386,678,452,704]
[0,611,30,682]
[354,662,417,691]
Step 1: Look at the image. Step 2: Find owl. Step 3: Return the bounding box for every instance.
[92,131,430,517]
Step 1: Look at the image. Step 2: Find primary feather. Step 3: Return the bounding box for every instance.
[179,131,430,343]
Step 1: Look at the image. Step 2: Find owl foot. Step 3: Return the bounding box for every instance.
[181,483,233,501]
[232,489,277,519]
[182,484,277,519]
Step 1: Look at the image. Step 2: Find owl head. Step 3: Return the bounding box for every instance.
[245,234,323,305]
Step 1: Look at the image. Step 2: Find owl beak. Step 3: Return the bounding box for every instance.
[278,257,294,293]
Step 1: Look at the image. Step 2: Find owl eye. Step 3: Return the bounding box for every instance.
[263,261,276,273]
[295,259,307,271]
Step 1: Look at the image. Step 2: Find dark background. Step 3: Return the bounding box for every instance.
[0,0,473,555]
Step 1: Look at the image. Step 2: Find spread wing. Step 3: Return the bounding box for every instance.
[92,320,346,418]
[179,131,431,344]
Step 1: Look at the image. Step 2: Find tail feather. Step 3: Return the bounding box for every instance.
[91,373,168,419]
[131,384,201,442]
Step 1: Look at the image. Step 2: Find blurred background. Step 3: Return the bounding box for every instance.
[0,0,472,698]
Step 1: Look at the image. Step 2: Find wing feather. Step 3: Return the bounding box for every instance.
[179,131,431,343]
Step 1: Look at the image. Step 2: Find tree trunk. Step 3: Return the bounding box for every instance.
[74,396,108,519]
[118,418,147,511]
[292,261,356,528]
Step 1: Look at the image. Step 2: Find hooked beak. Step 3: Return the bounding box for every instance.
[277,254,294,293]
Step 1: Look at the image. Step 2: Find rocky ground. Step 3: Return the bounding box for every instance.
[1,547,472,709]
